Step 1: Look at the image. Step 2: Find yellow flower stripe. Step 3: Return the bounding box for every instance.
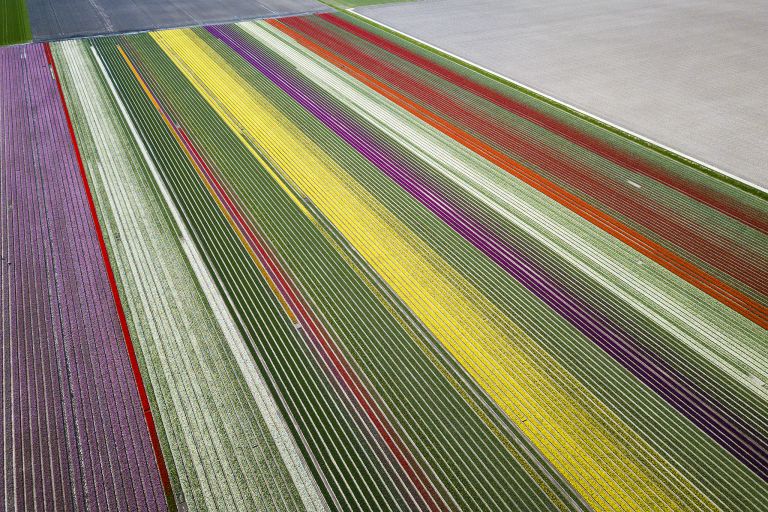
[151,27,716,512]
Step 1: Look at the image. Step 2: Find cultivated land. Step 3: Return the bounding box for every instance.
[1,44,165,510]
[2,9,767,512]
[359,0,768,189]
[0,0,32,45]
[24,0,328,41]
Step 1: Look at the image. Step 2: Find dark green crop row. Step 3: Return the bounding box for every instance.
[0,0,31,46]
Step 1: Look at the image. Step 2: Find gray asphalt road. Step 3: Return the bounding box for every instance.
[27,0,328,41]
[359,0,768,189]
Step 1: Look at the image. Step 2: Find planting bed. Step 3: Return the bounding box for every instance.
[2,11,767,511]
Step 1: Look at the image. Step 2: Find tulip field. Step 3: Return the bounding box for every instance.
[2,11,767,512]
